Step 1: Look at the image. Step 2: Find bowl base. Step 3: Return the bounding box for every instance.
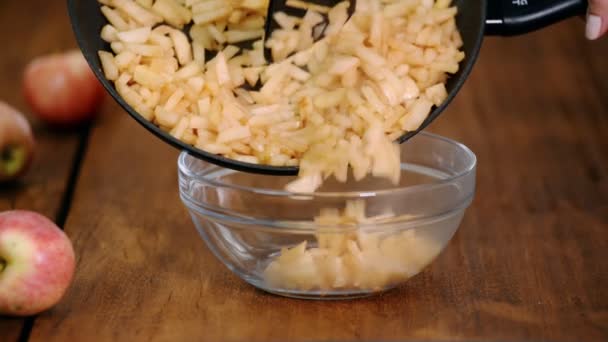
[246,279,396,300]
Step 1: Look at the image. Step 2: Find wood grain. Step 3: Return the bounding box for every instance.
[27,18,608,342]
[0,0,87,340]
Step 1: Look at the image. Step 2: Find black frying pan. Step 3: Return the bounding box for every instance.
[67,0,587,175]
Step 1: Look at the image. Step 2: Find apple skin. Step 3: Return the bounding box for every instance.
[0,210,75,316]
[0,102,35,183]
[22,50,105,126]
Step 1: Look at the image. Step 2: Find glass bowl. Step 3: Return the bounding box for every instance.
[178,132,476,300]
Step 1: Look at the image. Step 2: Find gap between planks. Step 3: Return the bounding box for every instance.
[16,123,93,342]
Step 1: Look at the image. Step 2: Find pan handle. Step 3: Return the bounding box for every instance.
[485,0,588,35]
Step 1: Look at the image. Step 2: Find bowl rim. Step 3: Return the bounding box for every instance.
[178,131,477,199]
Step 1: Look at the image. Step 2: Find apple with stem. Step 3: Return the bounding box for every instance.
[0,102,35,183]
[0,210,75,316]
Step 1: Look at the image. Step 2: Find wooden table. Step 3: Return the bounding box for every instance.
[1,1,607,341]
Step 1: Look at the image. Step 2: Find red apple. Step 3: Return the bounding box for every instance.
[0,101,35,183]
[22,49,105,126]
[0,210,75,316]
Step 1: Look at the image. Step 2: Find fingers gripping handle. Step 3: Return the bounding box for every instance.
[485,0,588,35]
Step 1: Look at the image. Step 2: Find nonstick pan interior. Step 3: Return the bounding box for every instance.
[68,0,486,175]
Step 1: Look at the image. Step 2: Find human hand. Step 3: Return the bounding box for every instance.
[586,0,608,39]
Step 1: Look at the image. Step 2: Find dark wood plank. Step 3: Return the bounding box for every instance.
[29,18,608,341]
[0,319,23,342]
[0,0,87,340]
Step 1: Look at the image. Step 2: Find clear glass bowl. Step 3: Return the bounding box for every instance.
[178,132,476,300]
